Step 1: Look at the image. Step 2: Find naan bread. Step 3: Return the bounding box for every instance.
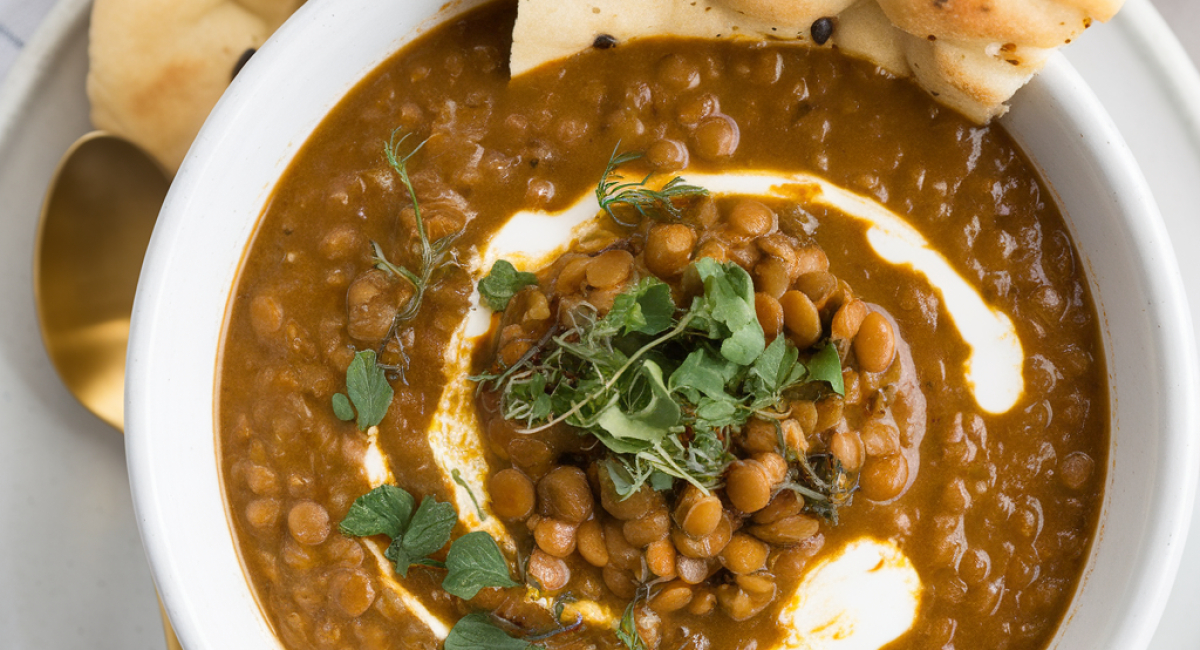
[511,0,1124,123]
[87,0,304,174]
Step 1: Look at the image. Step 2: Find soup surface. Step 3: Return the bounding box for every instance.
[217,2,1108,649]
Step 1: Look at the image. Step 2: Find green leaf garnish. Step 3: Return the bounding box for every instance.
[395,495,458,574]
[339,484,415,539]
[445,613,543,650]
[337,349,394,431]
[601,277,675,336]
[745,335,808,408]
[596,145,708,226]
[595,360,680,447]
[808,343,845,396]
[688,257,765,365]
[339,485,459,577]
[442,531,520,600]
[479,260,539,312]
[331,392,355,422]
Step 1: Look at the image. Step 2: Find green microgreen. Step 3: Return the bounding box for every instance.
[476,257,850,499]
[370,129,462,377]
[595,145,708,227]
[342,484,451,575]
[806,342,846,395]
[332,350,394,431]
[445,613,544,650]
[479,260,540,311]
[442,531,520,600]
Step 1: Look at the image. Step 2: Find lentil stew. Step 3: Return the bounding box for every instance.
[216,3,1108,649]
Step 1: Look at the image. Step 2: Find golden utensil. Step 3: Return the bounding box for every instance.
[34,131,183,650]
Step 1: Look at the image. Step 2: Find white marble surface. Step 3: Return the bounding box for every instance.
[0,1,1197,650]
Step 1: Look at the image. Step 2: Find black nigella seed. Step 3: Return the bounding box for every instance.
[593,34,618,49]
[811,18,834,46]
[232,48,256,80]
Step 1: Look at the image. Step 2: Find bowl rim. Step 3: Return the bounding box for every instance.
[124,2,1200,648]
[1005,55,1199,649]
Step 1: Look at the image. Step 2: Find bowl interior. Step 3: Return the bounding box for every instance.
[125,2,1199,649]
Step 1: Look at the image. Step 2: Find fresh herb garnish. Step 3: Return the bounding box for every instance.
[340,485,454,576]
[370,130,461,376]
[806,342,845,395]
[604,277,676,335]
[442,530,520,599]
[479,260,540,311]
[687,256,766,365]
[614,597,647,650]
[595,146,708,226]
[451,468,487,521]
[332,349,394,431]
[445,613,544,650]
[787,453,858,524]
[476,258,847,498]
[385,495,458,575]
[341,484,520,594]
[339,483,414,538]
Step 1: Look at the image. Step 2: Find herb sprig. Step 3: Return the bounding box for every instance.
[595,146,708,226]
[371,130,462,376]
[477,258,846,498]
[614,595,647,650]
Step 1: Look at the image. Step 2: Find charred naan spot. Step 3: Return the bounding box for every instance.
[592,34,618,49]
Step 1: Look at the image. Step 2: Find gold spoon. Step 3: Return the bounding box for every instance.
[33,131,183,650]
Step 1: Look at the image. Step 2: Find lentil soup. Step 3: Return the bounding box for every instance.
[216,3,1108,649]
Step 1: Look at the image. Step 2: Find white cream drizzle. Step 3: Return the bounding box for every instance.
[363,540,451,639]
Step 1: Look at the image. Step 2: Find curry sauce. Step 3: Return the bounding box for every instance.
[217,3,1108,649]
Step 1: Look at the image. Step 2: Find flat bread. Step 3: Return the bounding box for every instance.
[510,0,850,79]
[87,0,304,174]
[511,0,1124,123]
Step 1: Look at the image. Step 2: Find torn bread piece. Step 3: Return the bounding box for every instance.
[511,0,1124,123]
[510,0,850,78]
[87,0,305,174]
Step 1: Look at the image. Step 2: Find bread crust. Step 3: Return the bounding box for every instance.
[719,0,856,26]
[511,0,1125,123]
[87,0,304,174]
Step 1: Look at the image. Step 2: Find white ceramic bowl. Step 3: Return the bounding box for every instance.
[125,1,1200,648]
